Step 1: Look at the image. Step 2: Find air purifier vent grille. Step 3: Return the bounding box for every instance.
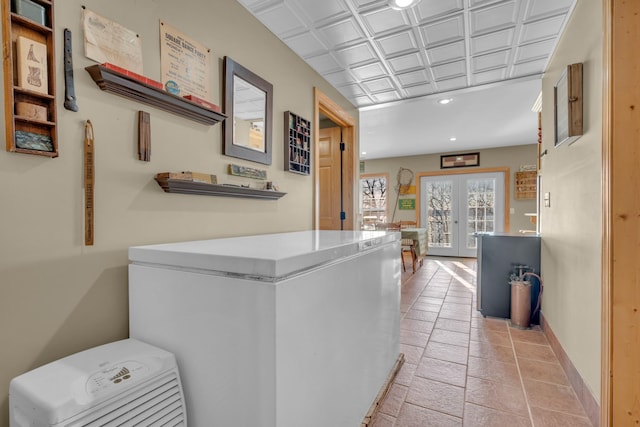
[68,372,185,427]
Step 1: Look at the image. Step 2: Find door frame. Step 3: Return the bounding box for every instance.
[601,0,640,425]
[415,167,511,233]
[313,88,357,230]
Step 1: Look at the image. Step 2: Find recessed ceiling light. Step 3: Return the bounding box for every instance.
[361,151,367,156]
[388,0,422,10]
[438,98,452,105]
[449,137,457,141]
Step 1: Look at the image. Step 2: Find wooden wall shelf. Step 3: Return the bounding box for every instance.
[86,64,227,126]
[155,178,286,200]
[3,0,58,157]
[515,171,537,200]
[284,111,311,175]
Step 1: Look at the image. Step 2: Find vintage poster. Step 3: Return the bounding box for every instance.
[160,21,211,99]
[16,36,48,94]
[82,8,143,74]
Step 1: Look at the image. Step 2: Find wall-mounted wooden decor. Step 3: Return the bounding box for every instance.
[554,63,583,147]
[2,0,58,157]
[515,171,537,200]
[284,111,311,175]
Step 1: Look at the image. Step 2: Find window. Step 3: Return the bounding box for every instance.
[360,174,388,230]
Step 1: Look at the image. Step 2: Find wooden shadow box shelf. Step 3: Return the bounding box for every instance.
[155,178,286,200]
[86,64,226,126]
[3,0,58,157]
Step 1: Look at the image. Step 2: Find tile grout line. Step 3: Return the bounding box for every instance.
[394,263,444,426]
[508,325,537,427]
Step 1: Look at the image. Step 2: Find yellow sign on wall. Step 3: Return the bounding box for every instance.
[399,185,416,195]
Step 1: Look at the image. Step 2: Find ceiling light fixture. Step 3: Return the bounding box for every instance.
[438,98,452,105]
[449,137,457,141]
[388,0,422,10]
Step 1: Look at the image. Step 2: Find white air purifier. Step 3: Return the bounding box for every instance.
[9,338,186,427]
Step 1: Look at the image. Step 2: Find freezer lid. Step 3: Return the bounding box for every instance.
[129,230,398,279]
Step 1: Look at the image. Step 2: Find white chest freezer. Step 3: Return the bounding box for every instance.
[128,230,401,427]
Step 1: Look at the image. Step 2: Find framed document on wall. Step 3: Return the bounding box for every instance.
[554,63,583,147]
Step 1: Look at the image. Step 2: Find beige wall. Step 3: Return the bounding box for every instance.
[361,144,539,233]
[0,0,357,424]
[540,0,602,401]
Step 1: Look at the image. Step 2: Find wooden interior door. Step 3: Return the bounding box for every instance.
[319,127,342,230]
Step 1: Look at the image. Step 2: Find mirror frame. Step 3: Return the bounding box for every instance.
[223,56,273,165]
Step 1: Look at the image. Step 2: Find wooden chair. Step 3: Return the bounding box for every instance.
[375,222,405,271]
[399,221,421,273]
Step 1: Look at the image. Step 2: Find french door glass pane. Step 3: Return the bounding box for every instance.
[426,180,453,248]
[465,178,496,249]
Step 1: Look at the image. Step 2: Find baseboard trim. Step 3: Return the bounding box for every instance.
[540,313,600,427]
[361,352,405,427]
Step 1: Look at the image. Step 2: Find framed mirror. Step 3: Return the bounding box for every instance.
[223,56,273,165]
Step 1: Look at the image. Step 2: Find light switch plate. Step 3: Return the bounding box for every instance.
[544,192,551,207]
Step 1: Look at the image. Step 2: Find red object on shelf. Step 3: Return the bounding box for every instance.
[101,63,163,90]
[183,94,221,112]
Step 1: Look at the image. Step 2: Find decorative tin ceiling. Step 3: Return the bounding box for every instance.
[236,0,575,108]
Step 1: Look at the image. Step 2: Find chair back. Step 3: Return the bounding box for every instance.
[375,222,401,231]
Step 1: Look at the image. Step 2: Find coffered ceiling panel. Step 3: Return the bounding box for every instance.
[361,7,412,36]
[376,30,420,57]
[305,52,343,74]
[294,0,351,25]
[283,31,328,58]
[351,61,388,80]
[469,1,518,36]
[254,3,308,37]
[470,27,515,55]
[372,90,401,103]
[397,69,430,87]
[426,40,466,65]
[472,49,510,72]
[519,14,566,43]
[472,67,507,84]
[317,18,365,47]
[237,0,577,158]
[362,77,396,93]
[523,0,574,20]
[387,52,425,73]
[432,60,466,80]
[514,38,555,63]
[414,0,464,23]
[324,70,357,86]
[239,0,575,109]
[334,42,378,67]
[420,14,465,47]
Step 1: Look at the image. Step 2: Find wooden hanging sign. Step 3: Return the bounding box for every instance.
[84,120,95,245]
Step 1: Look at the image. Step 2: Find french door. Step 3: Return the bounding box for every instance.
[420,172,505,257]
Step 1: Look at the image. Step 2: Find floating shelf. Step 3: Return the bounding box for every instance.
[86,64,227,126]
[155,178,286,200]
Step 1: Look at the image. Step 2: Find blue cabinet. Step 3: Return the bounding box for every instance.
[476,233,541,323]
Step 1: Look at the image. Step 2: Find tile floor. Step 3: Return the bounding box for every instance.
[373,257,593,427]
